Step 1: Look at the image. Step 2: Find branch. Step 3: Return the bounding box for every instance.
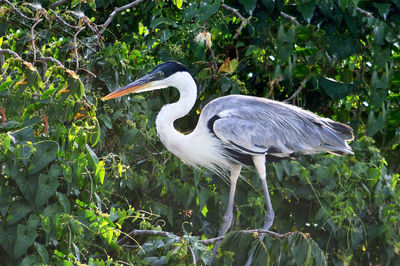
[221,3,245,20]
[100,0,146,34]
[189,246,197,265]
[49,10,79,29]
[31,19,43,63]
[49,0,71,9]
[0,49,22,59]
[38,56,64,67]
[280,11,301,26]
[118,228,297,246]
[221,3,251,39]
[284,78,308,103]
[356,7,374,18]
[117,229,170,245]
[73,27,86,71]
[2,0,36,21]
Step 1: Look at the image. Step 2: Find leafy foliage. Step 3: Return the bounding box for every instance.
[0,0,399,265]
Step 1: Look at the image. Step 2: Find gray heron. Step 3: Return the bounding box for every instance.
[102,61,354,263]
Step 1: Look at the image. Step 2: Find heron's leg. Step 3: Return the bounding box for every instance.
[209,164,242,264]
[244,155,275,266]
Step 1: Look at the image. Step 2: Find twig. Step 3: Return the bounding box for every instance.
[49,10,79,29]
[221,3,251,39]
[100,0,146,34]
[2,0,36,21]
[0,49,22,59]
[31,19,43,63]
[221,3,245,20]
[118,228,297,246]
[39,56,64,67]
[285,78,308,103]
[77,68,97,78]
[280,11,301,26]
[356,7,374,18]
[189,246,197,265]
[49,0,71,9]
[117,229,170,245]
[73,27,85,71]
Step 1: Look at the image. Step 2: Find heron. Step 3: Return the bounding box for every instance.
[102,61,354,263]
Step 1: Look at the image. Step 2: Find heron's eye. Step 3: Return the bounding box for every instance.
[157,72,163,77]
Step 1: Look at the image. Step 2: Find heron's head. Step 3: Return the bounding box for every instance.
[102,61,192,100]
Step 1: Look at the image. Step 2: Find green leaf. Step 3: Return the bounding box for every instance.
[297,0,316,23]
[373,3,391,20]
[0,224,15,257]
[95,161,105,185]
[14,224,38,258]
[56,192,71,213]
[367,111,385,137]
[239,0,257,15]
[318,77,354,99]
[198,0,221,24]
[99,113,112,129]
[19,256,40,266]
[28,141,59,174]
[34,242,49,264]
[36,170,60,207]
[15,173,38,203]
[86,144,99,169]
[6,201,33,225]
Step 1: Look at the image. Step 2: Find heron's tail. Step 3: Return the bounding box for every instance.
[327,121,354,141]
[322,121,354,156]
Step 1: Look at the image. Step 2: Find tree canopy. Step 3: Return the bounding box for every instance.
[0,0,399,265]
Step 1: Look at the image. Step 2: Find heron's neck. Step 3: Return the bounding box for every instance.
[155,72,197,141]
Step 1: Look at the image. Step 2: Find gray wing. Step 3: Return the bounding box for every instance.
[205,95,353,157]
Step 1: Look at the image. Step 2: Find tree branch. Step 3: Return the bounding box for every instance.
[221,3,245,20]
[73,27,86,71]
[117,229,170,245]
[280,11,301,26]
[221,3,251,39]
[356,7,374,18]
[49,10,79,29]
[49,0,71,9]
[38,56,64,67]
[100,0,146,34]
[2,0,36,21]
[285,78,308,103]
[31,19,43,63]
[0,49,22,59]
[118,228,297,247]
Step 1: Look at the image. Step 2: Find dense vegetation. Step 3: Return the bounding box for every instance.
[0,0,399,264]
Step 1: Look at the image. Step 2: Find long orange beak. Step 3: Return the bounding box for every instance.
[102,75,153,100]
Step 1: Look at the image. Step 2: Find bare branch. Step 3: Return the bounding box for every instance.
[49,10,79,29]
[31,19,43,63]
[38,56,64,67]
[356,7,374,18]
[77,68,97,78]
[285,78,308,103]
[73,27,86,71]
[221,3,245,20]
[0,49,22,59]
[221,3,251,39]
[100,0,146,34]
[280,11,301,26]
[117,229,170,245]
[2,0,36,21]
[189,246,197,265]
[49,0,71,9]
[118,228,297,247]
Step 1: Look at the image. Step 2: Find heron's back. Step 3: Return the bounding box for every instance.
[198,95,353,164]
